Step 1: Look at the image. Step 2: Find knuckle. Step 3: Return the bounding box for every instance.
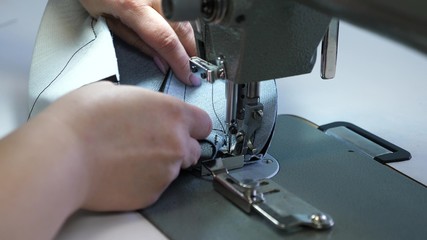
[169,139,188,161]
[175,22,193,36]
[116,0,153,19]
[164,132,192,165]
[117,0,142,12]
[157,33,181,54]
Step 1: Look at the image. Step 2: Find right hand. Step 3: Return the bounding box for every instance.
[40,81,212,211]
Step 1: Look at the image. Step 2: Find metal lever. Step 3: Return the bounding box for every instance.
[203,159,334,231]
[321,18,339,79]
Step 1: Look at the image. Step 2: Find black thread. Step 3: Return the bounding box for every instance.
[27,18,98,120]
[212,128,225,132]
[183,85,187,102]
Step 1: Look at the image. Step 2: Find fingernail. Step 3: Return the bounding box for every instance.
[153,56,168,74]
[189,74,201,87]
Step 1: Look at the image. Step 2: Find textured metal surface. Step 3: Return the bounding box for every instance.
[142,115,427,240]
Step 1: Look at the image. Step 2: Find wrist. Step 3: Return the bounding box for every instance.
[29,111,91,213]
[0,111,91,239]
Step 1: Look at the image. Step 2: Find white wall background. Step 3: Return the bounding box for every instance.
[0,0,48,137]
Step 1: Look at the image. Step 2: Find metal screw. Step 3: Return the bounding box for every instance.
[263,158,273,164]
[310,213,333,229]
[218,68,225,79]
[236,132,244,143]
[253,109,264,120]
[191,65,198,73]
[247,140,255,151]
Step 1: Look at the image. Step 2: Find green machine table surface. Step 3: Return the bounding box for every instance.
[141,115,427,240]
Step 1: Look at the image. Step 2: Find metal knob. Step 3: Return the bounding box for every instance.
[162,0,202,21]
[162,0,227,23]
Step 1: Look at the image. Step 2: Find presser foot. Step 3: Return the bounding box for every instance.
[194,152,280,180]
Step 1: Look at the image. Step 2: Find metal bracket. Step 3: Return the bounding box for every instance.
[319,121,411,163]
[203,157,334,231]
[190,56,226,83]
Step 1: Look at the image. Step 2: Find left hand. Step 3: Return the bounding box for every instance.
[80,0,201,86]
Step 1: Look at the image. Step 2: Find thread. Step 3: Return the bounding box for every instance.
[28,18,98,120]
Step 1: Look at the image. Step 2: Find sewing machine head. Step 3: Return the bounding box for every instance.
[164,0,335,82]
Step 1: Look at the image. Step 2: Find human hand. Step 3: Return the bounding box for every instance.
[80,0,200,86]
[43,81,212,211]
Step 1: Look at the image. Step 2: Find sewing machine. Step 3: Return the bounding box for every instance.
[120,0,427,239]
[136,0,425,235]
